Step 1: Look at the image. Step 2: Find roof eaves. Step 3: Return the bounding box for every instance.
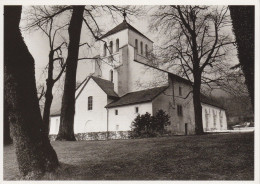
[150,86,169,101]
[134,59,191,85]
[201,101,225,110]
[76,76,89,91]
[105,99,152,108]
[75,77,91,100]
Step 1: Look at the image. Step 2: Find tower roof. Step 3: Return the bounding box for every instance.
[99,20,153,42]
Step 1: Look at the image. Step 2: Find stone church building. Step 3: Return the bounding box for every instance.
[50,19,227,139]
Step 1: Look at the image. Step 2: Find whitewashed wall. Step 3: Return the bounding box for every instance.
[74,78,108,133]
[128,29,153,54]
[107,102,153,131]
[202,103,227,131]
[128,45,167,92]
[49,116,60,135]
[152,75,196,135]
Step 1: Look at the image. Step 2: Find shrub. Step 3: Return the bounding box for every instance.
[153,109,171,134]
[131,110,171,138]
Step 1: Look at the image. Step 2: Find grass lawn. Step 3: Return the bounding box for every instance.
[4,132,254,180]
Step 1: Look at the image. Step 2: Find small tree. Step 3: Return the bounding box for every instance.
[131,110,170,138]
[153,110,170,134]
[131,112,153,137]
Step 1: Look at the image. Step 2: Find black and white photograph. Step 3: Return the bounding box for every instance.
[1,0,258,182]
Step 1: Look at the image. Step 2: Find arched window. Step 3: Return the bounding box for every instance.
[140,41,143,55]
[109,41,113,54]
[103,43,107,56]
[145,44,148,57]
[110,70,113,82]
[135,39,138,53]
[116,39,119,52]
[88,96,93,110]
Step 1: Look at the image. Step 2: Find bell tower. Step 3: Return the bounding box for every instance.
[95,13,153,97]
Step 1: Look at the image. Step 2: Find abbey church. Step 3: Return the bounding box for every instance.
[50,19,227,139]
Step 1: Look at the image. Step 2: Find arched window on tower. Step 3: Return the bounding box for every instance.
[135,39,138,53]
[109,41,113,54]
[103,43,107,56]
[116,39,119,52]
[145,44,148,57]
[140,41,143,55]
[110,69,113,82]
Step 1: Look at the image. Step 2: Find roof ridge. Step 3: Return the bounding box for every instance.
[91,76,112,83]
[200,93,225,109]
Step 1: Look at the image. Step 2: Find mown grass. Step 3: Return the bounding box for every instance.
[4,132,254,180]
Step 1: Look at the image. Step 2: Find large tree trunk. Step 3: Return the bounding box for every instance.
[56,6,85,141]
[4,99,12,145]
[4,6,59,179]
[193,73,204,135]
[229,6,254,110]
[42,51,55,136]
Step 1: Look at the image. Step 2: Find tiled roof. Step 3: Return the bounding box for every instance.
[91,76,119,98]
[99,20,153,42]
[200,94,224,109]
[106,86,168,108]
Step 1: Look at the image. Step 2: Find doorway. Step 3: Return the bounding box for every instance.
[185,123,188,135]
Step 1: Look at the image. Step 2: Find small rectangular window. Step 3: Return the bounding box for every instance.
[135,39,138,52]
[115,109,118,115]
[116,125,119,131]
[177,105,183,117]
[88,96,93,110]
[179,86,182,96]
[135,107,139,113]
[140,42,143,55]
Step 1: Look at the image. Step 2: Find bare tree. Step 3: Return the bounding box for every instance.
[229,6,254,110]
[56,6,85,141]
[150,6,235,134]
[24,6,69,136]
[219,68,249,97]
[4,6,58,179]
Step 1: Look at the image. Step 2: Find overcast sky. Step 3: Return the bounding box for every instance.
[20,5,239,101]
